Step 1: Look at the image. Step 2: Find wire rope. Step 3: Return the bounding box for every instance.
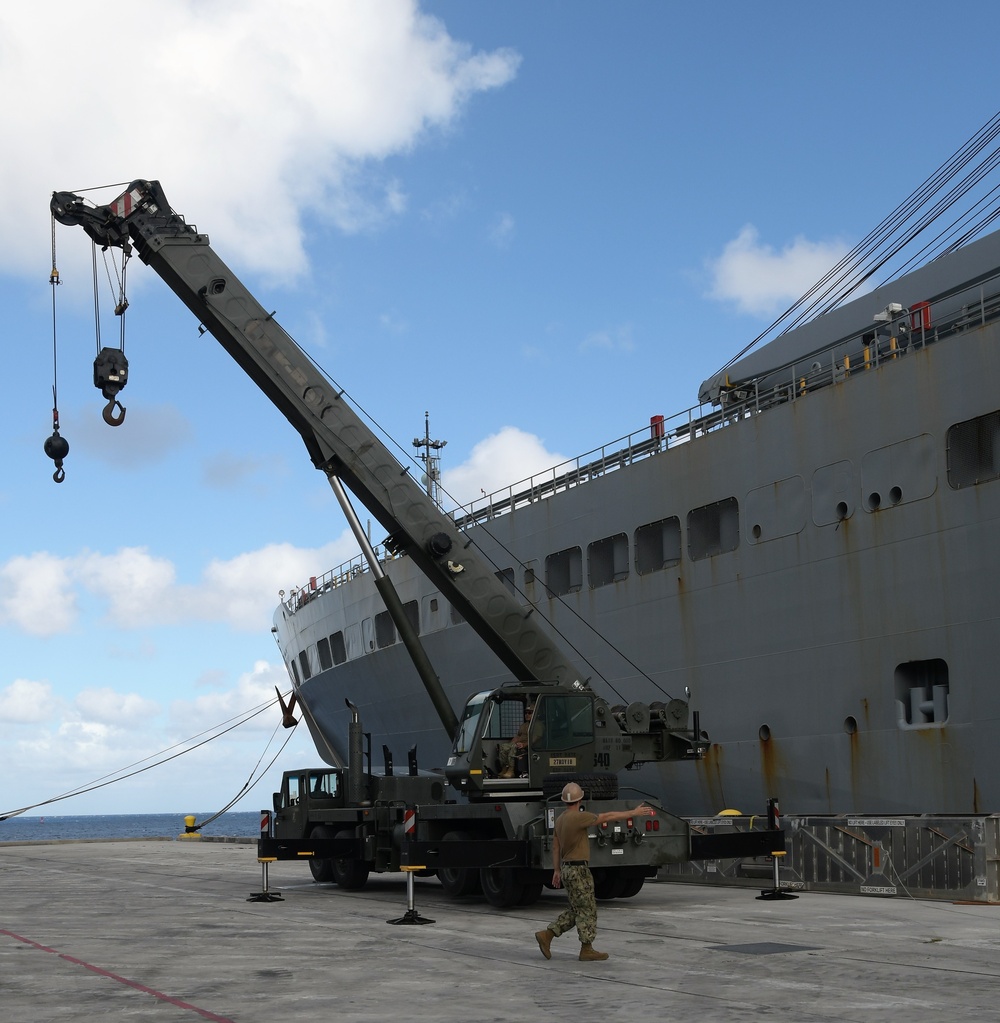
[0,691,294,821]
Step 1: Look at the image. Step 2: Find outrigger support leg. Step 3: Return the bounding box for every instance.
[247,856,284,903]
[387,866,434,925]
[756,798,798,901]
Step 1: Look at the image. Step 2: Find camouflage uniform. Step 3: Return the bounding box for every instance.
[497,716,531,774]
[497,737,520,773]
[546,806,600,944]
[548,864,598,943]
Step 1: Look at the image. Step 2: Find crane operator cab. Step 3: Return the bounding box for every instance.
[444,684,599,800]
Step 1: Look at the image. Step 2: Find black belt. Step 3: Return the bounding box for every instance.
[562,860,589,866]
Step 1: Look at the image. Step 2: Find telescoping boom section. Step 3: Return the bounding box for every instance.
[50,179,705,767]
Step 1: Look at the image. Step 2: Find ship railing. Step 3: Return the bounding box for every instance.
[451,408,717,529]
[284,270,1000,589]
[452,273,1000,531]
[283,545,398,613]
[716,273,1000,423]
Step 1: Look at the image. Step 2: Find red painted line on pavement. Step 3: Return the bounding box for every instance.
[0,928,237,1023]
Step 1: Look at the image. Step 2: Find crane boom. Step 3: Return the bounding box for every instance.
[51,180,584,693]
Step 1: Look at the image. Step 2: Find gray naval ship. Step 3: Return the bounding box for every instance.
[273,173,1000,820]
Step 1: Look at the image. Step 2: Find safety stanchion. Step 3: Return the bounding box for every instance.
[248,809,284,903]
[756,798,797,901]
[388,807,434,925]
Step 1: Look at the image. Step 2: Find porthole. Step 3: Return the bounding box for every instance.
[867,491,881,510]
[758,724,771,741]
[844,716,858,735]
[751,523,762,539]
[836,501,849,520]
[889,486,902,505]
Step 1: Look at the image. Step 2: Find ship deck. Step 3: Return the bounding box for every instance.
[1,838,997,1022]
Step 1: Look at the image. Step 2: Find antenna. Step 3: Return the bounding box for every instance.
[412,411,447,507]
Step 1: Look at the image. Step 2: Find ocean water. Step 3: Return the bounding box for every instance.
[0,811,261,843]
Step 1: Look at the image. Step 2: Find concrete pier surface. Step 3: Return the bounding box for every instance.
[1,839,996,1023]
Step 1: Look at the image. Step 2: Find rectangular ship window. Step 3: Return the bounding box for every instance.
[546,547,582,596]
[894,659,949,729]
[298,649,312,681]
[588,533,629,588]
[635,517,681,574]
[345,623,363,659]
[330,631,347,665]
[317,636,332,671]
[688,497,740,561]
[375,610,396,648]
[947,409,1000,488]
[496,567,515,595]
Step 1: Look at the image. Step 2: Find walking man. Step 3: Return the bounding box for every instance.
[535,781,656,961]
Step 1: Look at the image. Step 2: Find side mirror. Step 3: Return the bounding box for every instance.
[272,792,282,814]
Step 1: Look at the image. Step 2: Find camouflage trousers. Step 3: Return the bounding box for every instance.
[548,865,597,944]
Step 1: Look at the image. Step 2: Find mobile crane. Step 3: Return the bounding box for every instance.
[51,180,783,907]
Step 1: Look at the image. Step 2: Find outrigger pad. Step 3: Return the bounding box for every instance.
[247,891,285,902]
[387,909,435,926]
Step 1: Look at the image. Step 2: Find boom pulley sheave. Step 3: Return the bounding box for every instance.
[48,187,132,438]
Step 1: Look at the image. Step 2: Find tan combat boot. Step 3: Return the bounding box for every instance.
[579,943,609,961]
[535,929,554,960]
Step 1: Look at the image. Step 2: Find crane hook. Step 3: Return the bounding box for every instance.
[44,427,69,484]
[102,397,126,427]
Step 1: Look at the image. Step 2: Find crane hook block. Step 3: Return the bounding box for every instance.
[93,347,129,427]
[44,429,69,484]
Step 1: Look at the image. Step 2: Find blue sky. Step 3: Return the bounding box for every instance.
[2,0,998,816]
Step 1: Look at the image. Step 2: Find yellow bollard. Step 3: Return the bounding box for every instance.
[177,814,202,841]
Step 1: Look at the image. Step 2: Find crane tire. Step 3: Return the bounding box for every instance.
[307,824,336,883]
[437,831,482,897]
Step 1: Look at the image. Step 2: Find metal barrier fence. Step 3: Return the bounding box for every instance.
[661,814,1000,903]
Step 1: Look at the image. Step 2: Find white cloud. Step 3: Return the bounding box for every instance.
[73,687,160,727]
[78,548,179,629]
[0,553,77,636]
[170,659,287,735]
[580,324,635,354]
[0,679,60,724]
[197,541,349,631]
[0,1,520,282]
[0,535,359,637]
[441,426,566,507]
[0,660,294,815]
[706,225,850,317]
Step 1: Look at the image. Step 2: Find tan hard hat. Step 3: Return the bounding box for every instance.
[560,782,584,803]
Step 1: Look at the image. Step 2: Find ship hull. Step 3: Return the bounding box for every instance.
[274,307,1000,816]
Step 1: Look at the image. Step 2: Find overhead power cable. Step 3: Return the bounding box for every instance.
[714,108,1000,378]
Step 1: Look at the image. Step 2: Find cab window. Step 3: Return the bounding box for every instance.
[452,692,489,754]
[285,775,301,807]
[308,771,338,798]
[534,695,594,751]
